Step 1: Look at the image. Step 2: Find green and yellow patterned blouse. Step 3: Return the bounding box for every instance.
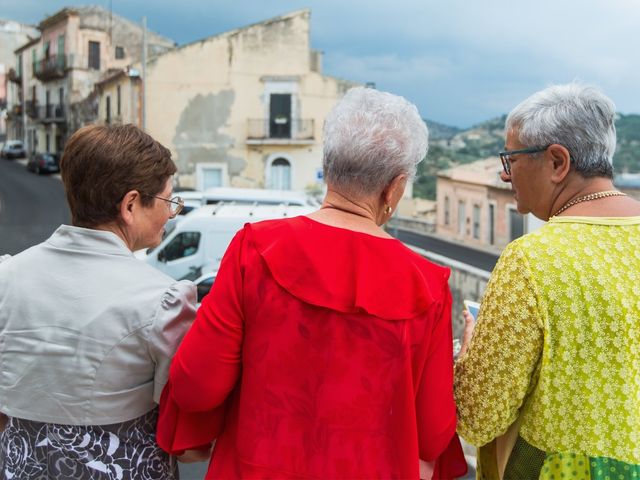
[455,216,640,480]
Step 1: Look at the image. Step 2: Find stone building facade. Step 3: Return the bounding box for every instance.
[99,9,359,192]
[436,158,526,252]
[6,6,173,155]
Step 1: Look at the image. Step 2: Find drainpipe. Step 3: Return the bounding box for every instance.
[141,16,147,130]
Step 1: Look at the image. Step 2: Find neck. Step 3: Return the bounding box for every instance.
[548,177,616,219]
[93,221,135,251]
[320,189,381,224]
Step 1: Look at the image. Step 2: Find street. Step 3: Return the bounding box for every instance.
[0,159,69,255]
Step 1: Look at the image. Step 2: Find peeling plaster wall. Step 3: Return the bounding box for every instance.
[145,10,360,190]
[172,91,245,176]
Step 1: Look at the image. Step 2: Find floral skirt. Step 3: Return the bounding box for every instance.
[0,408,178,480]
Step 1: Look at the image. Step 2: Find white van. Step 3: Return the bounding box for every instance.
[164,188,319,235]
[144,202,315,280]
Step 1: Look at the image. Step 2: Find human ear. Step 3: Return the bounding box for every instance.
[384,174,408,207]
[119,190,140,226]
[548,144,572,183]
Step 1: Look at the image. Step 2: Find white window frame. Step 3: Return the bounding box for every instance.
[196,162,228,191]
[265,152,294,190]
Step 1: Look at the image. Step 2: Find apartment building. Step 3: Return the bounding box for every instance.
[1,19,39,141]
[96,9,360,192]
[6,6,173,155]
[436,158,526,251]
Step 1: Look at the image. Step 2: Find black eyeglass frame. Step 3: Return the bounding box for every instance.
[499,145,551,175]
[145,194,184,218]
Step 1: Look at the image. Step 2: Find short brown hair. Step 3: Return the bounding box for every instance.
[60,124,176,227]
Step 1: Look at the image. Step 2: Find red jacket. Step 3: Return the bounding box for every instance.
[158,216,466,479]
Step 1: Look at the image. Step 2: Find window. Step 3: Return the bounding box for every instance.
[88,41,100,70]
[105,95,111,124]
[458,201,466,236]
[46,133,50,152]
[509,207,524,241]
[45,90,51,118]
[115,46,125,59]
[196,275,215,303]
[489,203,496,245]
[58,87,64,105]
[117,85,121,116]
[269,158,292,190]
[161,232,201,262]
[43,41,50,58]
[57,35,65,68]
[472,205,481,239]
[444,196,450,225]
[269,93,292,138]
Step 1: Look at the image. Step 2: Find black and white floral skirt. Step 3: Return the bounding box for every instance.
[0,408,178,479]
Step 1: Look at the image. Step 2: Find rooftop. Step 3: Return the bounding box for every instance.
[438,157,510,190]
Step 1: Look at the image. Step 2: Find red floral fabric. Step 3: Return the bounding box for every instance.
[158,216,466,479]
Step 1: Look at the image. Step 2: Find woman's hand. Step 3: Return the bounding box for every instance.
[177,441,215,463]
[0,413,7,432]
[419,458,434,480]
[458,309,476,357]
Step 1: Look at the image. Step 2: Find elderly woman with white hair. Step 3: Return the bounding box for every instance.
[156,87,468,479]
[455,83,640,479]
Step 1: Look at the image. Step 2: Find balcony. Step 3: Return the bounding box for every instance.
[6,104,22,120]
[7,68,22,84]
[26,101,39,119]
[39,104,66,123]
[34,55,67,81]
[246,118,315,145]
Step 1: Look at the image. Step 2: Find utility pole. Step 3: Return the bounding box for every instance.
[141,16,147,130]
[22,58,27,149]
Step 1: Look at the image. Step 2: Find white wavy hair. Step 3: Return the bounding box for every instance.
[323,87,429,196]
[506,82,617,178]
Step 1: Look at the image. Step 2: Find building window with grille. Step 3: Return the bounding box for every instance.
[115,46,125,59]
[88,41,100,70]
[458,201,466,236]
[444,196,450,225]
[269,157,292,190]
[472,204,481,239]
[105,95,111,124]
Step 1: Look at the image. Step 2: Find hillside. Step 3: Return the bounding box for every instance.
[414,113,640,199]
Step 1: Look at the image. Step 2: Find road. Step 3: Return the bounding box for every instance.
[0,159,476,479]
[394,228,499,272]
[0,158,70,255]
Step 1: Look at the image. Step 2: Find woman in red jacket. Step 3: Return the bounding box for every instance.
[158,87,467,479]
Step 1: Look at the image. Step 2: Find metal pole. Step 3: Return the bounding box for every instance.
[141,16,147,130]
[22,57,27,148]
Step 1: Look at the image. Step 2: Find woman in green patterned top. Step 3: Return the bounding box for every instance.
[454,83,640,480]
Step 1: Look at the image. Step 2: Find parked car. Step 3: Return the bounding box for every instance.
[193,270,218,306]
[1,140,27,159]
[26,152,60,174]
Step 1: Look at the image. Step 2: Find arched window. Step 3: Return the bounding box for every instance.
[269,157,291,190]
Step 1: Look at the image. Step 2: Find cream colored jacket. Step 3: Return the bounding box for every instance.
[0,225,196,425]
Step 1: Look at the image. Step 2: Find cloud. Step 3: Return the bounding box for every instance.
[3,0,639,125]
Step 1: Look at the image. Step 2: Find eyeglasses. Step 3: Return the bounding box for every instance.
[146,194,184,218]
[499,145,550,175]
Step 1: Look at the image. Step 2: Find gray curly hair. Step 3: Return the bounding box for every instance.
[323,87,429,196]
[506,83,617,178]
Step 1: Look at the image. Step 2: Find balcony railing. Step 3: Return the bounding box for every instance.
[39,104,66,122]
[33,55,67,81]
[26,101,39,119]
[7,68,22,84]
[247,118,315,143]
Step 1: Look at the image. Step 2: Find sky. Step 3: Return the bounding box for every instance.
[3,0,640,127]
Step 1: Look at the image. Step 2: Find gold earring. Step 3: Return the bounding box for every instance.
[385,205,392,215]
